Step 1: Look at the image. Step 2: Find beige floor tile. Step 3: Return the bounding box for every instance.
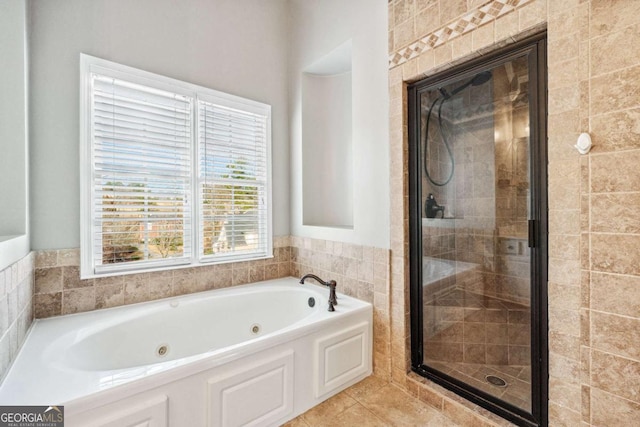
[418,413,461,427]
[344,375,390,401]
[282,416,310,427]
[357,384,460,426]
[311,403,390,427]
[301,391,358,426]
[287,380,464,427]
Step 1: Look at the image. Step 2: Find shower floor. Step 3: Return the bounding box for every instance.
[425,360,532,410]
[423,288,532,410]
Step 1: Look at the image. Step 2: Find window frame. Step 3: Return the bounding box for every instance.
[80,54,273,279]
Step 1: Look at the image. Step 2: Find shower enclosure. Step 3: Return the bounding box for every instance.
[408,35,547,426]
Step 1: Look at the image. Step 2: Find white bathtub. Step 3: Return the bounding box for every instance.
[0,278,372,426]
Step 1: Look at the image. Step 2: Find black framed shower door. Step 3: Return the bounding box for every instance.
[407,33,548,427]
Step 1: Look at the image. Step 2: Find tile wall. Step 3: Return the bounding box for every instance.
[289,236,391,377]
[30,236,394,378]
[388,0,640,425]
[33,236,292,318]
[31,234,392,385]
[3,2,638,425]
[420,29,530,306]
[423,290,532,410]
[0,253,34,380]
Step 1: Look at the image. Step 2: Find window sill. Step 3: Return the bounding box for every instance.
[81,253,275,280]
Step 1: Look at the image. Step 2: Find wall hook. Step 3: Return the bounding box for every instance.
[575,132,592,155]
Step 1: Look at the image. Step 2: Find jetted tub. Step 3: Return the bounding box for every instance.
[0,278,372,426]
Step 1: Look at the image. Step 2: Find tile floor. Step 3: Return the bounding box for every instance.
[423,288,532,411]
[426,361,531,411]
[283,376,462,426]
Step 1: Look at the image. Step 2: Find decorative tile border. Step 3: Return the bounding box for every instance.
[389,0,534,68]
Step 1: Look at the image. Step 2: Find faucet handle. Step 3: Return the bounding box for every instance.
[328,280,338,311]
[328,280,337,302]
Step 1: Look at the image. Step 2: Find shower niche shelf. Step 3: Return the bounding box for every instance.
[421,218,460,228]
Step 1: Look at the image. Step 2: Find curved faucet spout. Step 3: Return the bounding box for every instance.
[299,273,328,286]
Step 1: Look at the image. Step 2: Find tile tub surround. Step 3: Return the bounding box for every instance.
[389,0,640,426]
[0,252,34,380]
[289,236,392,378]
[32,231,393,383]
[32,236,393,379]
[33,236,293,318]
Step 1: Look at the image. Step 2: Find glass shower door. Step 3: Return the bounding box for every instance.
[409,36,547,426]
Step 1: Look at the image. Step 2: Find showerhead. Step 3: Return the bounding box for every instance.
[424,70,493,187]
[446,70,493,98]
[470,71,492,86]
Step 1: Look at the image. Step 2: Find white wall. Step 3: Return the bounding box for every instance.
[0,0,30,269]
[302,71,353,228]
[28,0,390,250]
[288,0,390,248]
[29,0,290,249]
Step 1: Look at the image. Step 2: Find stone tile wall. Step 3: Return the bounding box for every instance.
[289,236,391,378]
[423,287,530,366]
[574,1,640,425]
[388,0,640,425]
[32,235,393,379]
[421,223,455,259]
[420,58,530,306]
[33,236,292,318]
[0,253,34,380]
[423,225,529,307]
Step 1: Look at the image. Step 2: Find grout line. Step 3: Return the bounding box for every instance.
[351,402,391,427]
[590,386,640,407]
[588,308,640,322]
[587,231,640,238]
[589,347,640,365]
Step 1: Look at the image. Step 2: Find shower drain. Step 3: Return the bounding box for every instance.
[485,375,507,387]
[250,324,261,334]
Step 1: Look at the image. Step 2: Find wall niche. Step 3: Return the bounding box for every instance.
[301,40,353,229]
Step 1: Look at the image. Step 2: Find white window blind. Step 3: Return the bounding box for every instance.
[198,100,269,261]
[91,74,192,273]
[81,54,272,278]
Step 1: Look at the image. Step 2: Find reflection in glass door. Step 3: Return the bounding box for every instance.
[408,35,547,427]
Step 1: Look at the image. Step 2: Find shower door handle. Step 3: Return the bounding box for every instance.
[528,219,536,248]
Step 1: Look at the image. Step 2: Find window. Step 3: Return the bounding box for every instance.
[80,55,272,278]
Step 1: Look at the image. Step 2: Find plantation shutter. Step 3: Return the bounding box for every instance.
[198,99,269,261]
[91,74,192,272]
